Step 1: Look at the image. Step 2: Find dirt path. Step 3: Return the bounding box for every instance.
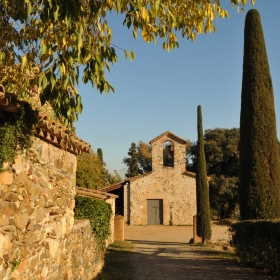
[124,225,274,280]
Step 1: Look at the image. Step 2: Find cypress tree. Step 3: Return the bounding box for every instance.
[196,105,211,243]
[239,9,280,220]
[97,148,103,162]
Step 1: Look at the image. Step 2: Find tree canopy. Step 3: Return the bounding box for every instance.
[76,149,122,189]
[0,0,254,127]
[188,128,240,218]
[123,141,152,178]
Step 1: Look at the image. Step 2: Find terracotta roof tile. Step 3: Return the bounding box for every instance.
[0,88,91,155]
[36,113,91,155]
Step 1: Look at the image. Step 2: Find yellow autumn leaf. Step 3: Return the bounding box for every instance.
[62,36,67,47]
[22,55,27,67]
[141,7,149,22]
[142,29,150,43]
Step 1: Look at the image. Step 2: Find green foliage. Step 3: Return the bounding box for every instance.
[76,151,105,189]
[0,105,38,172]
[97,148,103,162]
[0,1,252,127]
[77,150,122,189]
[239,9,280,220]
[196,105,211,243]
[104,169,123,185]
[123,142,139,178]
[123,141,152,178]
[230,220,280,276]
[137,141,152,174]
[10,259,21,272]
[74,195,112,248]
[187,128,240,218]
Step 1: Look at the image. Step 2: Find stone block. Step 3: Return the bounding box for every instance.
[0,171,13,185]
[67,268,73,279]
[17,258,27,273]
[0,217,9,226]
[0,233,11,252]
[14,212,29,230]
[4,192,18,202]
[26,183,41,197]
[36,208,46,222]
[26,219,35,231]
[2,201,17,217]
[38,176,49,189]
[54,159,64,169]
[28,255,39,271]
[25,231,38,244]
[44,238,59,258]
[56,198,63,207]
[37,197,45,207]
[13,171,28,185]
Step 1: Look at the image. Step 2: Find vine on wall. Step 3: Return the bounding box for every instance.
[0,104,38,172]
[74,195,112,250]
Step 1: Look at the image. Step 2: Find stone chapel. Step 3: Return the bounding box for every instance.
[100,131,197,225]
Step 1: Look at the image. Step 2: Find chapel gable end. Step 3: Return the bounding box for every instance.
[149,131,188,172]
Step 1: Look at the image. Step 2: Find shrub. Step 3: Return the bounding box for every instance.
[230,220,280,276]
[74,195,112,249]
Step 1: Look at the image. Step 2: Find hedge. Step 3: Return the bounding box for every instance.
[230,220,280,276]
[74,195,112,249]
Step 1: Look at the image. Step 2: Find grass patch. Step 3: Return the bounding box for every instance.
[94,241,135,280]
[211,250,239,261]
[190,241,239,262]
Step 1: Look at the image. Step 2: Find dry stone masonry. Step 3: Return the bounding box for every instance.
[0,91,115,280]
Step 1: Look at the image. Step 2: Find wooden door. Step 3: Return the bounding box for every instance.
[147,199,163,225]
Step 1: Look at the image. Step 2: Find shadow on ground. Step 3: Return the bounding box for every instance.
[126,240,276,280]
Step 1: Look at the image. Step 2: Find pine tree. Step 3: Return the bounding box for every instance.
[196,105,211,243]
[123,142,139,178]
[239,9,280,220]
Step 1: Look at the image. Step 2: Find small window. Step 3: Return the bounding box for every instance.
[163,141,174,167]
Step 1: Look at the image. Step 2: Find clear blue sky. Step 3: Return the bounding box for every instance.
[75,1,280,178]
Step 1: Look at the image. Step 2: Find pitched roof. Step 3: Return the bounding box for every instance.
[76,187,118,200]
[99,180,127,192]
[100,172,154,193]
[149,131,188,144]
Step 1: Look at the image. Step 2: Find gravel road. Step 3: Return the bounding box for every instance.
[124,224,275,280]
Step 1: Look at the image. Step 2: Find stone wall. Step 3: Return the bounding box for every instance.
[129,132,196,225]
[0,137,111,279]
[65,220,104,280]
